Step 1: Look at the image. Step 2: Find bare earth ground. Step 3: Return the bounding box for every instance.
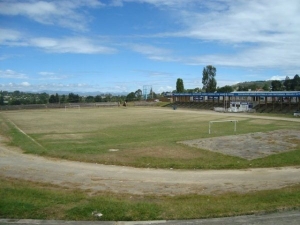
[1,110,300,196]
[179,129,300,160]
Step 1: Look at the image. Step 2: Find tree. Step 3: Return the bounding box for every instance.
[149,88,157,99]
[60,95,66,103]
[135,89,143,100]
[217,85,234,93]
[262,83,270,91]
[176,78,184,93]
[49,93,60,103]
[49,94,57,103]
[292,74,300,90]
[271,80,283,91]
[284,76,292,91]
[85,96,95,103]
[39,92,49,104]
[68,93,80,103]
[95,95,102,102]
[0,91,4,105]
[202,65,217,92]
[126,92,136,101]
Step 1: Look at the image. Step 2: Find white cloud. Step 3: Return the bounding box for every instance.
[157,85,173,93]
[128,44,180,62]
[38,72,70,80]
[0,69,27,79]
[110,0,124,6]
[0,0,104,31]
[129,0,300,71]
[121,0,196,8]
[130,44,170,55]
[0,28,26,46]
[181,1,300,44]
[0,27,116,54]
[39,72,56,76]
[21,82,30,87]
[0,29,116,54]
[30,37,116,54]
[269,76,286,81]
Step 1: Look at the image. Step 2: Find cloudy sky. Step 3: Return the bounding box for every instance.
[1,0,299,94]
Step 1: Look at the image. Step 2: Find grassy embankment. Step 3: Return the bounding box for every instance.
[1,177,300,221]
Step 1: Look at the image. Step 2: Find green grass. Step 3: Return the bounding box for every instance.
[1,107,300,169]
[1,177,300,221]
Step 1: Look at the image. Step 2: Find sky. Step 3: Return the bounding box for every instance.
[1,0,300,94]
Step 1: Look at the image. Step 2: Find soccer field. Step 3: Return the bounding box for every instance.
[1,107,300,169]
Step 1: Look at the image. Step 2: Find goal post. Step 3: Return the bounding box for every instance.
[65,104,81,111]
[209,120,238,134]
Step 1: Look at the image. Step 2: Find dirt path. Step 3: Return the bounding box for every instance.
[1,137,300,196]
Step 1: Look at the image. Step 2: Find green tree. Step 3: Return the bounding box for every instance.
[271,80,283,91]
[284,76,292,91]
[85,96,95,103]
[49,93,60,103]
[39,92,49,104]
[262,83,270,91]
[49,94,57,103]
[217,85,234,93]
[149,88,157,99]
[176,78,184,93]
[60,95,66,103]
[68,93,80,103]
[0,91,4,105]
[292,74,300,90]
[186,87,202,93]
[126,92,136,101]
[95,95,102,102]
[202,65,217,92]
[135,89,143,100]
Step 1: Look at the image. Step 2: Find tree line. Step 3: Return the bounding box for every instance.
[0,91,128,106]
[175,65,299,93]
[0,90,161,106]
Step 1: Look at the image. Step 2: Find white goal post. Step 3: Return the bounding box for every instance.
[65,104,81,111]
[209,120,238,134]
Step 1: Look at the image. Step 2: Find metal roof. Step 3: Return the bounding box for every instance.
[170,91,300,97]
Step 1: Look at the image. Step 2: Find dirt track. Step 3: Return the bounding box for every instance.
[1,110,300,196]
[1,137,300,196]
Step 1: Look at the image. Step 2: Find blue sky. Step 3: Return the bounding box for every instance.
[1,0,300,94]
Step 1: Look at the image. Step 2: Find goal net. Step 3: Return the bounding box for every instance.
[65,104,81,111]
[209,120,238,134]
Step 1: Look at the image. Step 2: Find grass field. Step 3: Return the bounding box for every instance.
[1,106,300,221]
[1,107,300,169]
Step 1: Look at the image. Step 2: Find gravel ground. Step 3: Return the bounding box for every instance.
[179,129,300,160]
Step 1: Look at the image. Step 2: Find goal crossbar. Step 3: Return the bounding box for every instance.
[209,120,238,134]
[65,105,81,111]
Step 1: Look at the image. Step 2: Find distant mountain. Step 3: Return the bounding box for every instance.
[232,80,273,91]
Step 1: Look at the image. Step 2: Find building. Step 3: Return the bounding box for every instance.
[168,91,300,112]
